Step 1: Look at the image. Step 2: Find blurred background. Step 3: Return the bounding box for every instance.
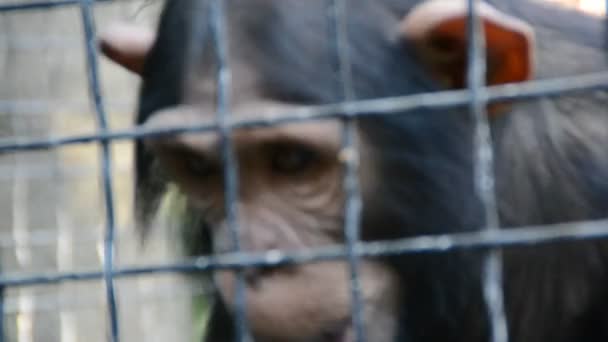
[0,1,203,341]
[0,0,604,341]
[546,0,605,14]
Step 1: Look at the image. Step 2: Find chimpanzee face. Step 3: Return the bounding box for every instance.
[100,0,535,340]
[142,59,404,342]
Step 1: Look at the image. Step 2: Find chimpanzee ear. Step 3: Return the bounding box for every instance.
[400,0,535,89]
[98,23,156,75]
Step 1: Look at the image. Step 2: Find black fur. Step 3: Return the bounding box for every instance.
[135,0,608,341]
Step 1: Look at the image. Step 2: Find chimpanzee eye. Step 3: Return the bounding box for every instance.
[270,143,319,175]
[185,154,216,177]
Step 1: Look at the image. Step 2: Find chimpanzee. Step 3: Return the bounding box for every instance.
[99,0,608,341]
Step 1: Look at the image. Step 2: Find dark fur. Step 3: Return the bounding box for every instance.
[135,0,608,341]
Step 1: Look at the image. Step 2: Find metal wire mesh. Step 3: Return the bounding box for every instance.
[0,0,606,342]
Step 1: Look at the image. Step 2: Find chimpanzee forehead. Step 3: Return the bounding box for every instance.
[191,0,432,102]
[139,0,435,124]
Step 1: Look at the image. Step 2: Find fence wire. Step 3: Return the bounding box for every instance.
[208,1,252,341]
[326,0,366,340]
[0,0,607,342]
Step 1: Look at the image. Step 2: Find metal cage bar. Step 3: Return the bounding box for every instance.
[209,0,253,341]
[3,217,608,287]
[326,0,366,340]
[0,0,111,12]
[78,0,120,340]
[0,0,606,341]
[466,1,508,342]
[0,71,607,152]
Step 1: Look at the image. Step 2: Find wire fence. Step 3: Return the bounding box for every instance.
[0,0,607,342]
